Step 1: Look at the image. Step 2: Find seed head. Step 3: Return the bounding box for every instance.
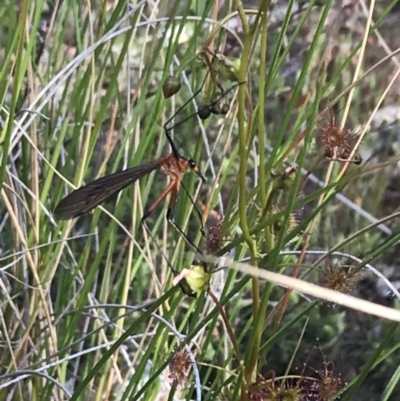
[205,213,232,254]
[248,372,303,401]
[206,220,224,254]
[318,105,362,164]
[169,347,193,387]
[322,259,358,301]
[302,360,343,401]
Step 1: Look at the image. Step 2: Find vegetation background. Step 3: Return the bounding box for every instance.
[1,0,400,400]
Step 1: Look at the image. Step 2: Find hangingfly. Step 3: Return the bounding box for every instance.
[54,153,205,220]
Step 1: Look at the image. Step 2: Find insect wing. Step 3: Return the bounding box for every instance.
[54,160,160,220]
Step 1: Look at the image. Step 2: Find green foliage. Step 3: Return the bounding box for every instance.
[1,0,400,400]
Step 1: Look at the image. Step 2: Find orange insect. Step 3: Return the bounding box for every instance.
[54,152,205,221]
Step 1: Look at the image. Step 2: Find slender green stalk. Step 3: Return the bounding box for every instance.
[236,31,258,392]
[0,0,27,189]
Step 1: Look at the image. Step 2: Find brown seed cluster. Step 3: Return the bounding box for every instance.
[303,361,343,401]
[322,259,358,297]
[168,347,193,387]
[248,373,302,401]
[247,360,344,401]
[319,106,362,165]
[206,220,225,254]
[206,216,233,254]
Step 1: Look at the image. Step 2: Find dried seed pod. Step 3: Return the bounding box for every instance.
[324,147,334,159]
[219,102,230,115]
[339,147,351,160]
[353,153,363,165]
[210,104,220,115]
[197,104,211,120]
[162,75,181,98]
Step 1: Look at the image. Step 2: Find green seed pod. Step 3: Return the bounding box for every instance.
[162,75,181,98]
[184,265,210,295]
